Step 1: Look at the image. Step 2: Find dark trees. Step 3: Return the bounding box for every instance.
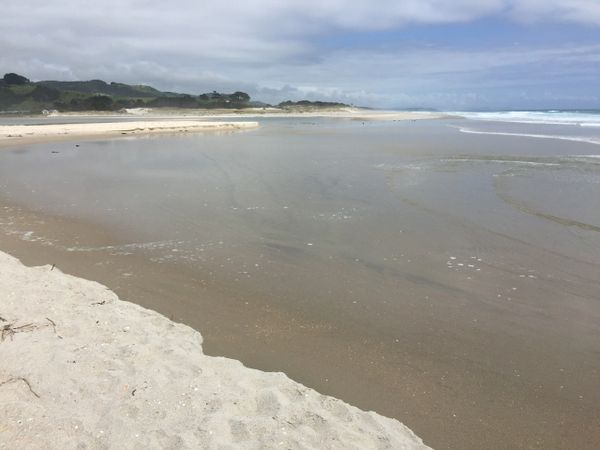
[3,73,30,85]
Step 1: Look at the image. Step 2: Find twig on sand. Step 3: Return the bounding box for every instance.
[50,264,55,271]
[1,318,60,342]
[0,377,41,398]
[1,322,35,342]
[45,317,62,338]
[92,300,106,306]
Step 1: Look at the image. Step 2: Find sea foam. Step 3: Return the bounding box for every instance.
[448,110,600,127]
[456,127,600,146]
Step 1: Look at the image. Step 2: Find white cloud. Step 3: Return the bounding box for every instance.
[509,0,600,24]
[1,1,599,108]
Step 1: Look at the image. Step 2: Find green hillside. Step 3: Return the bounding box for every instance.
[38,80,169,98]
[0,72,253,113]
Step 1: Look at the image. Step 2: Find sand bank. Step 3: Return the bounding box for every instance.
[0,250,430,449]
[0,120,259,148]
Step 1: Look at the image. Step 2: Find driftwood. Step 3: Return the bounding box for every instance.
[1,318,60,342]
[1,322,36,342]
[0,377,40,398]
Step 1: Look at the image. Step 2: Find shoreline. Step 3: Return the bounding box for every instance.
[0,120,259,149]
[0,248,430,449]
[3,116,598,449]
[0,110,449,149]
[2,108,451,121]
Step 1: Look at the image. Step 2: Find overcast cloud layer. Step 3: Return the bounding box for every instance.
[2,0,599,109]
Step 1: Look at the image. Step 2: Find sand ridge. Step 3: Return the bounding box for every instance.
[0,250,430,449]
[0,120,259,148]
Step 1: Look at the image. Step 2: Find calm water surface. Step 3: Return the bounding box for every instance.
[1,117,599,449]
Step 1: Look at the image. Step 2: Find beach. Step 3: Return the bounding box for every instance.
[1,113,599,449]
[0,113,437,449]
[3,0,599,446]
[0,249,429,449]
[0,109,446,149]
[0,120,260,148]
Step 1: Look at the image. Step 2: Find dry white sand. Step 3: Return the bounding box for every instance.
[0,111,445,149]
[0,121,259,148]
[0,250,430,449]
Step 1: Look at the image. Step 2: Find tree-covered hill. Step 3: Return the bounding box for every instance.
[37,80,168,98]
[0,73,254,113]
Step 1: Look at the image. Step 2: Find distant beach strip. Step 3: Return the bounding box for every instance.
[0,120,260,148]
[0,111,450,148]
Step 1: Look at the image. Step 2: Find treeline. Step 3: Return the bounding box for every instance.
[1,72,353,113]
[0,73,253,112]
[53,91,252,111]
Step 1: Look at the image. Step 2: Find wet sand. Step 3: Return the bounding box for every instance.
[1,118,599,449]
[1,249,429,449]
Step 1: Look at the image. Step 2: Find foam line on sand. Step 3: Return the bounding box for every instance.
[0,250,430,449]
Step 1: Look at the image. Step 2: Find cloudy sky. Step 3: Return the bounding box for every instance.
[2,0,599,109]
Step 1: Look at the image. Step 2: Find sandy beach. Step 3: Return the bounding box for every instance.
[0,120,259,148]
[0,249,429,449]
[2,0,598,446]
[0,113,435,449]
[0,110,447,149]
[1,115,599,449]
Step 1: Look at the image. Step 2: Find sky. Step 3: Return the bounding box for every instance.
[1,0,599,110]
